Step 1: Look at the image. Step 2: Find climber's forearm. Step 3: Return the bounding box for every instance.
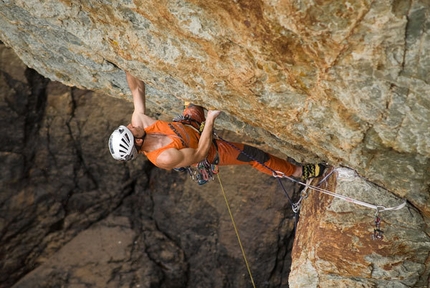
[126,71,146,114]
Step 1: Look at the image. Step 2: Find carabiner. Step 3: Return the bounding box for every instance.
[272,170,285,178]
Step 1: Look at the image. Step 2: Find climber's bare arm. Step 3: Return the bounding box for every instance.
[126,71,156,129]
[155,111,221,169]
[156,148,205,170]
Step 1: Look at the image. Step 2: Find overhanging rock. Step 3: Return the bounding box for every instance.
[0,1,429,211]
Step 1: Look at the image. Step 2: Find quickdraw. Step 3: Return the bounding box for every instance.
[373,208,384,240]
[292,179,311,214]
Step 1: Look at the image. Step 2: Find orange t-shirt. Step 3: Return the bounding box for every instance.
[141,120,217,167]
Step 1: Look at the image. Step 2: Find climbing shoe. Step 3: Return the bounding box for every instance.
[302,164,325,181]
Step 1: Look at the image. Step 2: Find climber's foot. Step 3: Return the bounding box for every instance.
[302,163,326,181]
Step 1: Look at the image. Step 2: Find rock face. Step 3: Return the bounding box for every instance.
[1,0,430,287]
[290,168,430,287]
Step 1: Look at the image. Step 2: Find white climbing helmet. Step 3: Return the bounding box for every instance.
[108,125,137,161]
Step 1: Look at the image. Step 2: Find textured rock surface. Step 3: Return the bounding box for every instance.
[290,168,430,287]
[1,0,430,286]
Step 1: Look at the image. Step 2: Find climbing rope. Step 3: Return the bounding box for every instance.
[272,167,407,213]
[215,134,407,240]
[217,173,256,288]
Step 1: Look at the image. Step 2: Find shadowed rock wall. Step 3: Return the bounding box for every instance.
[0,43,297,288]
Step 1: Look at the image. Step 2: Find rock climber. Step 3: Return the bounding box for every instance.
[108,72,325,184]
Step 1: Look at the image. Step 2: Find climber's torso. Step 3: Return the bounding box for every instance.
[139,120,203,168]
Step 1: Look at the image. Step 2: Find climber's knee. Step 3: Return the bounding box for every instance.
[237,145,270,163]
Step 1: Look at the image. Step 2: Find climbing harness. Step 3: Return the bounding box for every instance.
[171,117,220,185]
[176,158,219,185]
